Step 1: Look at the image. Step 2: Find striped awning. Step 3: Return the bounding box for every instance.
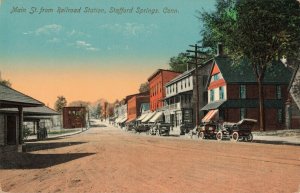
[202,109,219,123]
[141,112,156,123]
[149,112,163,123]
[137,113,148,121]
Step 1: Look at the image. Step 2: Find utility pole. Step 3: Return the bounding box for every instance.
[186,44,206,127]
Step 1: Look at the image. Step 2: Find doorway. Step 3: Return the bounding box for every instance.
[7,115,17,145]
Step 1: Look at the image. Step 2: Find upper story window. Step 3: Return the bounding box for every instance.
[181,81,183,89]
[187,78,190,87]
[210,89,215,102]
[213,73,220,81]
[240,85,246,99]
[219,87,224,100]
[276,85,281,99]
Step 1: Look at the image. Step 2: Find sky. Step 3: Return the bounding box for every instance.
[0,0,216,108]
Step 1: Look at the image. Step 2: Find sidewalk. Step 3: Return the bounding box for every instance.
[252,129,300,145]
[25,127,88,141]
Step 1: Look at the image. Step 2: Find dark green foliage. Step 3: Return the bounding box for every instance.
[54,96,67,113]
[169,52,192,73]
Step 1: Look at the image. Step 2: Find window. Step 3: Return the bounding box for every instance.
[277,109,283,123]
[240,108,246,120]
[276,86,281,99]
[187,78,190,87]
[240,85,246,99]
[213,73,219,81]
[210,89,215,102]
[219,87,224,100]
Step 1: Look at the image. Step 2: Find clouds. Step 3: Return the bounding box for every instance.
[23,24,98,52]
[99,22,158,37]
[75,40,98,51]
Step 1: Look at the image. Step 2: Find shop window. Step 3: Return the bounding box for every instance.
[277,109,283,123]
[240,108,246,120]
[240,85,246,99]
[210,89,214,102]
[276,86,281,99]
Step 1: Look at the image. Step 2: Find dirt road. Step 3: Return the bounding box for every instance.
[1,125,300,193]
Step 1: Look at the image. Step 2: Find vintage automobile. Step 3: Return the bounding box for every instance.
[197,122,221,140]
[220,119,257,142]
[134,123,151,133]
[148,122,172,136]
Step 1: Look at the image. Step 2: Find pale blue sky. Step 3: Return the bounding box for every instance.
[0,0,216,104]
[0,0,215,66]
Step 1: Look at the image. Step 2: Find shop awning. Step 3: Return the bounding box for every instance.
[137,113,148,121]
[126,117,136,123]
[202,109,219,123]
[149,112,163,123]
[201,100,226,111]
[141,112,156,123]
[119,117,128,123]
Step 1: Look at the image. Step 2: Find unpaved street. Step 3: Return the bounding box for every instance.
[1,124,300,193]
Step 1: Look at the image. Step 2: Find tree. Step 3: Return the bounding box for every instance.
[0,79,12,87]
[139,82,149,93]
[68,100,90,108]
[200,0,300,131]
[54,96,67,113]
[169,52,192,73]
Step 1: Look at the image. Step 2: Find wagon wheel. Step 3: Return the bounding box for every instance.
[216,131,223,141]
[198,132,205,140]
[247,133,253,142]
[231,132,239,142]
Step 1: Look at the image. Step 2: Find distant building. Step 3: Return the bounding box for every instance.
[148,69,181,111]
[126,92,149,124]
[201,56,292,131]
[63,107,87,129]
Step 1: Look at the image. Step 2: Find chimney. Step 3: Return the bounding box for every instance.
[217,42,224,56]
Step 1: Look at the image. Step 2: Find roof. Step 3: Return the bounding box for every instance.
[213,56,292,84]
[125,91,149,102]
[0,106,60,116]
[201,99,284,111]
[0,84,44,107]
[165,68,195,87]
[147,69,180,81]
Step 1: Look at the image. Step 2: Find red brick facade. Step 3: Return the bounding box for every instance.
[148,70,181,111]
[127,93,149,122]
[63,107,86,129]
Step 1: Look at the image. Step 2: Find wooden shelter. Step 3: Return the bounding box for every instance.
[0,84,44,152]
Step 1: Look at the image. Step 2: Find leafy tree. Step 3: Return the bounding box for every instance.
[68,100,90,108]
[54,96,67,113]
[169,53,192,73]
[139,82,149,93]
[0,79,12,87]
[200,0,300,131]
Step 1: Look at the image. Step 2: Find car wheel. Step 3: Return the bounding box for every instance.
[231,132,239,142]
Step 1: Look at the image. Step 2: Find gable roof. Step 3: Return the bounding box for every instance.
[213,56,292,84]
[0,106,60,116]
[0,84,44,107]
[147,69,180,82]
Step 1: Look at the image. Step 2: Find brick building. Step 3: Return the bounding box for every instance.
[126,92,149,123]
[201,56,292,131]
[63,107,87,129]
[148,69,181,111]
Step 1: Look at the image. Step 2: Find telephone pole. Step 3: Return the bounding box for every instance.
[186,44,206,127]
